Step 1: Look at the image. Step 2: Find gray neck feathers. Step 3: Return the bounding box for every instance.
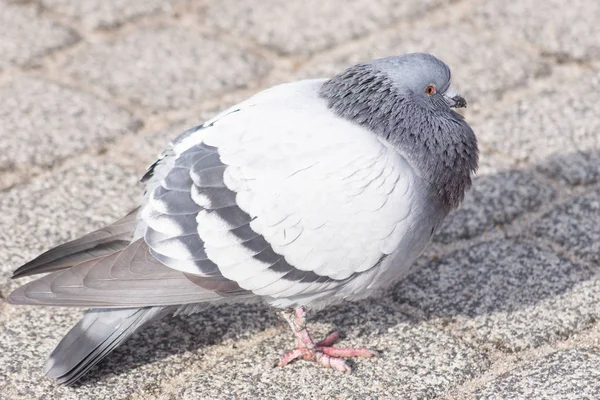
[319,63,478,212]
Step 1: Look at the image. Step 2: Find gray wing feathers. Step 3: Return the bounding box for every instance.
[151,186,201,214]
[11,208,139,279]
[192,186,238,209]
[143,143,250,276]
[45,306,172,385]
[162,167,194,191]
[140,123,204,184]
[7,240,237,307]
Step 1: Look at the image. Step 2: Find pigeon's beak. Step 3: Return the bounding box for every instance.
[443,86,467,108]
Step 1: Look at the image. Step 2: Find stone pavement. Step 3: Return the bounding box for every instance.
[0,0,599,398]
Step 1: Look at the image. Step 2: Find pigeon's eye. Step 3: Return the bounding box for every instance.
[425,84,436,95]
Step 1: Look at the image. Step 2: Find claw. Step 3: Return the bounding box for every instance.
[276,348,304,367]
[315,331,340,347]
[315,352,352,373]
[318,346,376,358]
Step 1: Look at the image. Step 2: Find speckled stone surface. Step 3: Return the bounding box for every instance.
[472,0,600,61]
[475,349,600,399]
[60,26,271,112]
[531,188,600,265]
[203,0,451,56]
[0,77,141,189]
[0,1,78,69]
[396,240,600,352]
[40,0,190,30]
[474,67,600,185]
[434,169,557,244]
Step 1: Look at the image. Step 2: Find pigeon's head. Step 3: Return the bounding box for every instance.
[319,53,466,117]
[369,53,466,110]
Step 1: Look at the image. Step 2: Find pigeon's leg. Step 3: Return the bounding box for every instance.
[276,306,377,373]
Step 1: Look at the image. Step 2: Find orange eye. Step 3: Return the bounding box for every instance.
[425,84,436,95]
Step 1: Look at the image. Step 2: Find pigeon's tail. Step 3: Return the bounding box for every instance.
[12,208,139,279]
[45,306,171,386]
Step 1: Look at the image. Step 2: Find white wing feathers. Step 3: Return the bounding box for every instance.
[169,80,418,295]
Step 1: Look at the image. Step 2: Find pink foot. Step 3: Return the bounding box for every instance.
[276,307,378,373]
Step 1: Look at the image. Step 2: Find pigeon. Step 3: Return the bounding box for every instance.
[8,53,478,385]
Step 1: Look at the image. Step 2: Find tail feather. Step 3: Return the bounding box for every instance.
[12,209,139,279]
[45,306,171,385]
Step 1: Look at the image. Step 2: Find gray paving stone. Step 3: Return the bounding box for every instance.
[472,0,600,61]
[61,26,271,111]
[474,65,600,185]
[0,77,141,189]
[0,156,142,291]
[40,0,189,30]
[120,114,217,166]
[0,155,158,397]
[203,0,450,56]
[163,299,489,400]
[537,150,600,187]
[0,299,278,399]
[118,97,245,168]
[475,349,600,400]
[0,1,78,69]
[434,170,557,244]
[531,188,600,265]
[395,240,600,352]
[298,18,549,109]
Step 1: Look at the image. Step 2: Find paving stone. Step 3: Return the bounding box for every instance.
[0,1,78,69]
[118,96,247,169]
[0,77,141,189]
[537,150,600,187]
[395,240,600,352]
[203,0,450,56]
[40,0,189,30]
[0,154,150,397]
[163,299,490,400]
[472,0,600,61]
[0,299,278,399]
[61,26,271,111]
[475,67,600,186]
[298,18,550,110]
[475,349,600,399]
[434,169,557,244]
[119,114,217,166]
[531,188,600,265]
[0,156,142,291]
